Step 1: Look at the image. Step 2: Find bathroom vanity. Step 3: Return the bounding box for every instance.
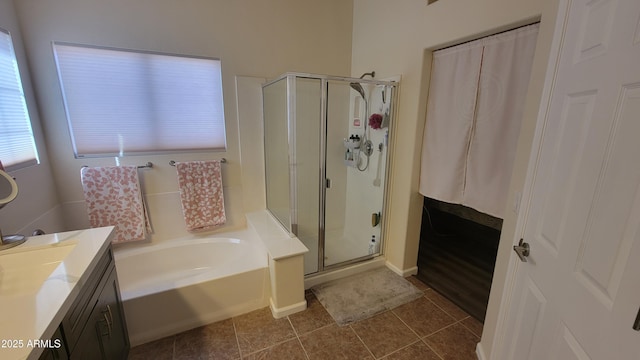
[0,227,129,360]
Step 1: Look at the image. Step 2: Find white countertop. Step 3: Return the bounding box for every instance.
[246,211,308,260]
[0,227,115,360]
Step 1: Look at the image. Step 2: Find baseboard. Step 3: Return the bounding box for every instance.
[476,342,487,360]
[385,261,418,277]
[269,298,307,319]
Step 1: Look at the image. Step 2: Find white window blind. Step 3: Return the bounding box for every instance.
[0,28,39,171]
[53,43,227,157]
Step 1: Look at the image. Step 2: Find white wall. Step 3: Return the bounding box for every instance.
[13,0,354,243]
[350,0,560,358]
[0,0,65,236]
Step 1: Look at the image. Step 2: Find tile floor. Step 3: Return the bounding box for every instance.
[128,276,483,360]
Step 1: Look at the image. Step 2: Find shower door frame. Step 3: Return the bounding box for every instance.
[262,72,399,275]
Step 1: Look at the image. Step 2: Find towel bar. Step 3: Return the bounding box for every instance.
[169,159,227,166]
[82,162,153,169]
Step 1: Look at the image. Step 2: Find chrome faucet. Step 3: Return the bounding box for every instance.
[0,226,26,251]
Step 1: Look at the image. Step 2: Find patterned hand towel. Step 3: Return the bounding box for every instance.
[175,160,226,232]
[80,166,151,243]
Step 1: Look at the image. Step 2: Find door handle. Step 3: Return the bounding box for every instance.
[106,304,113,325]
[633,306,640,331]
[100,312,112,338]
[513,238,530,262]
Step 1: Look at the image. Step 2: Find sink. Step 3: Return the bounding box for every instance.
[0,244,76,296]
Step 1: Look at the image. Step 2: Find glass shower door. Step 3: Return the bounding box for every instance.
[293,77,322,274]
[323,80,391,267]
[263,78,291,231]
[263,73,396,275]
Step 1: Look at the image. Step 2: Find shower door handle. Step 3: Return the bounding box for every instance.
[326,178,331,188]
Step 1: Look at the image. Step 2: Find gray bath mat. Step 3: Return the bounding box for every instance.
[311,267,424,326]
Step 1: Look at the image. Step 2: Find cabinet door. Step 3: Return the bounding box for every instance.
[62,250,112,353]
[38,327,68,360]
[71,309,103,360]
[96,269,129,360]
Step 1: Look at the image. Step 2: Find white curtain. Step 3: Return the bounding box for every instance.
[419,42,484,204]
[419,23,539,218]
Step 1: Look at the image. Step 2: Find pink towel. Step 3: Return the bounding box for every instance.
[81,166,151,243]
[175,160,226,232]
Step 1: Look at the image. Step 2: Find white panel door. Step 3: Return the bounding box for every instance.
[496,0,640,359]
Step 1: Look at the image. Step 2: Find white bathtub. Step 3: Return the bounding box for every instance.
[114,226,270,346]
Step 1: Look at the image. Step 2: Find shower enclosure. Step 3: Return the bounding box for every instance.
[262,73,398,275]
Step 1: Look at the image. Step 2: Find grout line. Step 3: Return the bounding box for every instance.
[240,337,299,358]
[287,316,311,360]
[171,335,177,360]
[349,324,377,359]
[231,318,244,359]
[287,315,301,337]
[422,291,465,322]
[377,339,423,359]
[422,321,459,338]
[458,317,484,338]
[390,309,423,340]
[420,337,445,360]
[453,317,482,340]
[295,321,336,337]
[238,316,300,359]
[421,321,479,359]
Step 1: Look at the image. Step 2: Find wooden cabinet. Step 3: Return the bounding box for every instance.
[38,327,68,360]
[75,268,128,360]
[55,247,130,360]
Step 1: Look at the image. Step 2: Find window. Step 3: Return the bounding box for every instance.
[0,28,39,171]
[53,43,226,158]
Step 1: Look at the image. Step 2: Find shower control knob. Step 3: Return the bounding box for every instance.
[513,238,530,262]
[363,140,374,156]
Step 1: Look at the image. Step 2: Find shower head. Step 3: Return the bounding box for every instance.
[359,71,375,79]
[350,82,366,100]
[350,71,375,100]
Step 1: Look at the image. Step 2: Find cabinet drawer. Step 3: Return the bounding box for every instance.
[61,248,113,353]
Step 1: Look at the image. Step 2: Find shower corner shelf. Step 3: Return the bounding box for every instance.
[343,139,361,150]
[344,138,361,168]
